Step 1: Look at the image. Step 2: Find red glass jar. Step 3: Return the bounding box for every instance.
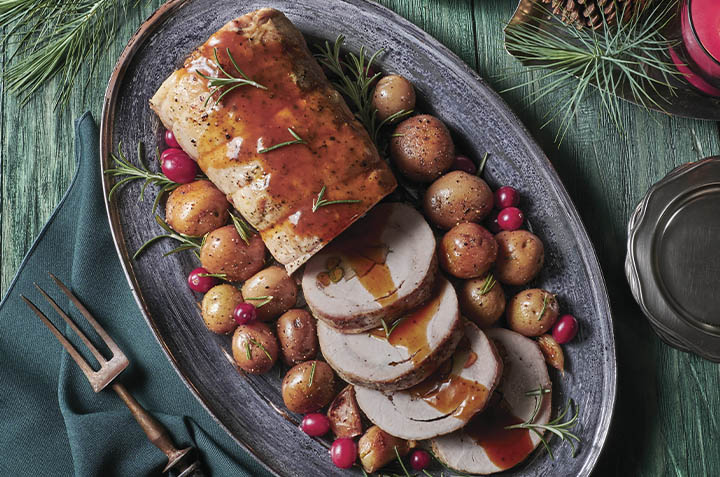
[670,0,720,96]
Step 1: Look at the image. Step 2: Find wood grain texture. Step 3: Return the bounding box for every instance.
[1,0,719,476]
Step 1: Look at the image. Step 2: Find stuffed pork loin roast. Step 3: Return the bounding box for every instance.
[150,8,396,273]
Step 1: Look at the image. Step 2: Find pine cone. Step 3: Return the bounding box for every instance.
[542,0,636,30]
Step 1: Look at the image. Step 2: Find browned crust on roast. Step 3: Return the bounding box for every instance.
[310,255,439,334]
[327,312,465,392]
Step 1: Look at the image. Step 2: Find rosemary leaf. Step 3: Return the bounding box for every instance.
[308,361,317,388]
[197,47,267,108]
[245,296,274,308]
[197,272,228,280]
[312,185,361,212]
[248,337,273,361]
[134,215,202,260]
[477,152,489,177]
[245,341,252,360]
[393,446,410,477]
[538,293,550,322]
[230,212,254,245]
[258,128,307,153]
[479,273,496,295]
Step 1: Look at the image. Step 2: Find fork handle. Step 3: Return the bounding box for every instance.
[111,383,204,475]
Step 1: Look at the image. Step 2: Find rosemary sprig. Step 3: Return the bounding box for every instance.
[197,47,267,108]
[247,337,273,361]
[258,128,307,153]
[308,361,317,388]
[393,446,411,477]
[479,273,496,295]
[245,296,274,308]
[312,185,361,212]
[505,386,580,459]
[315,35,411,146]
[538,293,550,321]
[230,212,255,246]
[245,342,252,360]
[380,317,403,339]
[1,0,140,109]
[133,215,203,260]
[105,142,181,213]
[504,1,681,142]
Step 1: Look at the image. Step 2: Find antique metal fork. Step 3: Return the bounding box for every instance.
[21,273,204,477]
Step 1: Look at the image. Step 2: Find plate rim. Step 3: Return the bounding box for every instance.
[99,1,618,475]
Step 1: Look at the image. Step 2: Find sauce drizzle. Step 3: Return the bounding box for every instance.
[465,400,534,470]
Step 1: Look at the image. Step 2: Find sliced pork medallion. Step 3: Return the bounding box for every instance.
[354,322,502,440]
[303,203,437,333]
[431,328,552,475]
[317,277,462,391]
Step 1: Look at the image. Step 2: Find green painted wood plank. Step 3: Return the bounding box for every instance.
[470,2,720,476]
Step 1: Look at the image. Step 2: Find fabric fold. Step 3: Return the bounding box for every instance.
[0,113,268,477]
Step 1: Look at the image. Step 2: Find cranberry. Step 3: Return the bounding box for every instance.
[410,449,431,471]
[495,186,520,209]
[160,147,185,162]
[330,438,357,469]
[552,314,579,344]
[187,267,217,293]
[486,211,502,234]
[300,413,331,437]
[451,155,477,174]
[233,303,257,325]
[162,152,198,184]
[497,207,524,231]
[164,129,180,148]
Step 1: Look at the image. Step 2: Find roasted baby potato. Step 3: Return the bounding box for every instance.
[277,309,318,365]
[493,230,544,286]
[372,74,416,122]
[358,425,414,473]
[165,180,230,236]
[241,266,297,321]
[201,284,243,334]
[282,360,336,414]
[459,274,506,328]
[327,385,363,439]
[506,288,559,337]
[232,322,279,374]
[200,225,266,282]
[424,171,494,229]
[390,115,455,183]
[439,223,498,279]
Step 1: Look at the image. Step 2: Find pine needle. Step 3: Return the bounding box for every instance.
[0,0,140,110]
[503,0,681,142]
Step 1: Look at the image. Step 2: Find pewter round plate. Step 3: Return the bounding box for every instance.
[626,157,720,362]
[100,1,617,475]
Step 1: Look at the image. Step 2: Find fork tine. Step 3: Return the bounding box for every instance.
[21,295,97,380]
[49,273,126,359]
[34,283,106,366]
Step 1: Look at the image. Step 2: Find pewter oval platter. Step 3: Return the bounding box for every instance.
[100,1,617,475]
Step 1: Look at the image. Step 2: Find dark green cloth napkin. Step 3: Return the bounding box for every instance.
[0,113,272,477]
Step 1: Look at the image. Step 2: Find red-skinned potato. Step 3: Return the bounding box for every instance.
[372,74,416,122]
[277,309,318,365]
[282,360,336,414]
[439,223,498,279]
[232,322,279,374]
[506,288,559,337]
[390,115,455,183]
[424,171,494,229]
[200,225,265,282]
[494,230,544,286]
[241,266,297,321]
[165,180,230,236]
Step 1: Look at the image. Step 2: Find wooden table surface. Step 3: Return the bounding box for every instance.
[2,1,719,475]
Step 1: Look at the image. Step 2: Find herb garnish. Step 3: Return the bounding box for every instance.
[315,35,413,146]
[133,215,204,260]
[380,318,403,339]
[393,446,411,477]
[538,293,550,321]
[247,337,273,361]
[197,272,227,280]
[230,212,255,246]
[479,273,496,295]
[308,361,317,388]
[197,47,267,108]
[106,142,185,213]
[245,296,274,308]
[477,152,490,177]
[245,342,252,360]
[312,185,361,212]
[505,386,580,459]
[258,128,307,153]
